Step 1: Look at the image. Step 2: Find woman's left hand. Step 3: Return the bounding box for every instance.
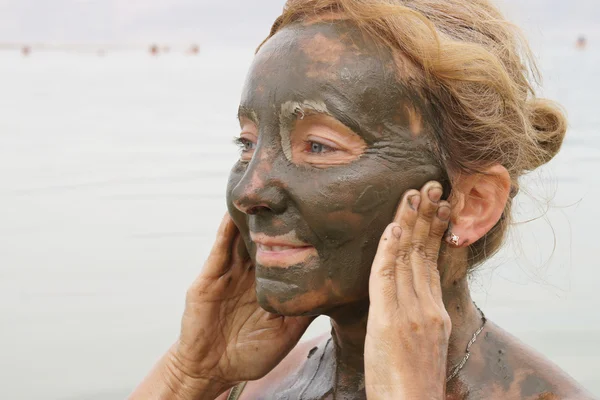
[365,181,452,400]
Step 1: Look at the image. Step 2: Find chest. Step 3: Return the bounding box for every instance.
[257,341,367,400]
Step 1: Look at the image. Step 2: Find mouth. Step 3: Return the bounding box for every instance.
[251,232,317,267]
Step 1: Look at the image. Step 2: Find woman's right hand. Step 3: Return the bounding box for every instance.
[170,213,314,394]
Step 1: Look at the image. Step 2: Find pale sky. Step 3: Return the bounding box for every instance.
[0,0,598,47]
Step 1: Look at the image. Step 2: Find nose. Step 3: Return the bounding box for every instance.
[231,149,288,216]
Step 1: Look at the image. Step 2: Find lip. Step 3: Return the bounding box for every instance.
[251,232,316,267]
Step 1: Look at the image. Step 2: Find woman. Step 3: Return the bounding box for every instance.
[131,0,593,399]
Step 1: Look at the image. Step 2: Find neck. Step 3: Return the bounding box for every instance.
[326,252,483,391]
[328,300,370,394]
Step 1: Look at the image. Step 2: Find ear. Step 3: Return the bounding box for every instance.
[446,165,511,247]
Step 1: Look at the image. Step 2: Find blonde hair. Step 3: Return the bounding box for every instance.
[258,0,567,268]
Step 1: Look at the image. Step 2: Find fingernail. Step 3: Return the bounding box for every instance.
[428,187,443,203]
[437,206,451,221]
[392,225,402,239]
[408,195,421,211]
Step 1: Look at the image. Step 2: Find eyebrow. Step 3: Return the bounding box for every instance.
[287,100,365,140]
[326,107,364,140]
[239,101,371,142]
[237,106,259,126]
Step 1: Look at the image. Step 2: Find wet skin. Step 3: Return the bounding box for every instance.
[223,21,592,400]
[226,20,442,316]
[237,326,589,400]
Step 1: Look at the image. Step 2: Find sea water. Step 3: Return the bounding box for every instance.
[0,38,598,398]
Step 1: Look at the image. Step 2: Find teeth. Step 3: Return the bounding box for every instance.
[259,244,296,252]
[273,246,292,251]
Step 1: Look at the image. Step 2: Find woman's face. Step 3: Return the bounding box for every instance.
[226,21,442,316]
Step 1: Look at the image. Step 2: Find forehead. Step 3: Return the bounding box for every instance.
[241,21,425,136]
[257,20,390,79]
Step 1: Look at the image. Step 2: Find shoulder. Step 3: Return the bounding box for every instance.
[456,321,594,400]
[232,333,330,400]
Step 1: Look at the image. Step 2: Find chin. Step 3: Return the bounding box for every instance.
[255,285,333,317]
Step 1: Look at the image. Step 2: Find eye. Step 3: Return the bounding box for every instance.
[233,136,256,162]
[234,137,256,152]
[306,141,335,154]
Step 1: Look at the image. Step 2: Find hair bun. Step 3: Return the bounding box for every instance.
[526,98,567,169]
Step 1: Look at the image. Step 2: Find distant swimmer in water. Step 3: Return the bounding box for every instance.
[21,46,31,56]
[576,35,587,49]
[149,44,159,56]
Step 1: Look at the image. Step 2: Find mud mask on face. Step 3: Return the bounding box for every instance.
[226,21,443,316]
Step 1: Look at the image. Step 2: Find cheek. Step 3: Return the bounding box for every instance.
[293,165,401,248]
[292,154,442,258]
[226,166,249,234]
[321,210,365,239]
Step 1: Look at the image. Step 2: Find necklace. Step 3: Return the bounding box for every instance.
[446,304,487,383]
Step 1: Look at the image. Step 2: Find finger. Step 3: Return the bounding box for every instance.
[412,181,443,253]
[202,213,239,278]
[369,222,403,310]
[427,201,451,307]
[228,233,252,281]
[393,189,421,301]
[235,233,250,263]
[410,182,442,296]
[426,201,451,256]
